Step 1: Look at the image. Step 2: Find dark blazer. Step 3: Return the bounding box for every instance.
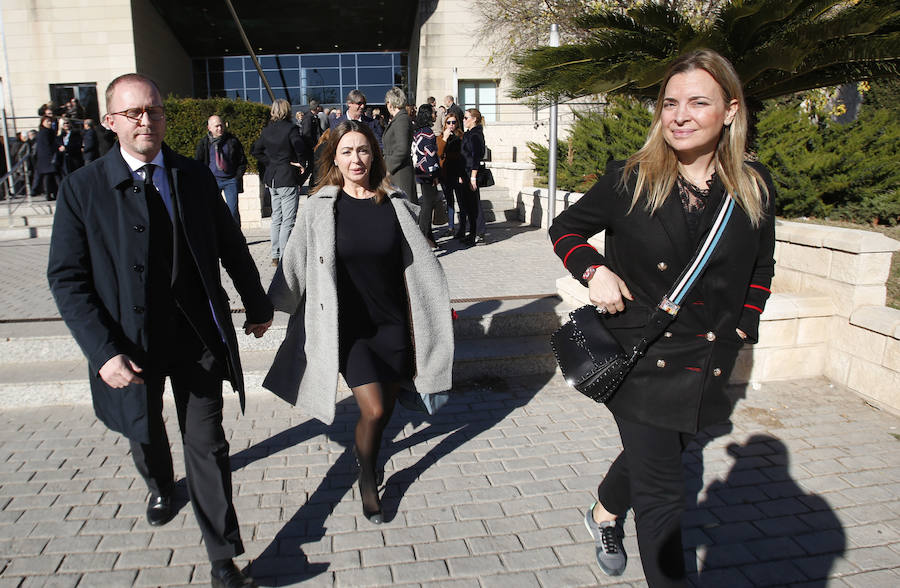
[34,126,58,175]
[47,145,273,443]
[549,161,776,433]
[300,111,321,153]
[57,130,84,174]
[329,113,384,146]
[461,124,486,176]
[382,110,415,199]
[82,128,100,164]
[447,103,464,124]
[194,132,248,192]
[251,120,309,188]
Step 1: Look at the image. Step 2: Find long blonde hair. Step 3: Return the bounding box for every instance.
[623,49,767,226]
[311,120,394,203]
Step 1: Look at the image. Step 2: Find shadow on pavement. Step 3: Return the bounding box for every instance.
[230,374,548,586]
[684,433,846,586]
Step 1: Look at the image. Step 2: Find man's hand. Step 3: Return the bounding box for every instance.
[99,354,144,388]
[244,319,272,338]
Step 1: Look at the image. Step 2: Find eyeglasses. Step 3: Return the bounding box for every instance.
[350,101,366,106]
[109,106,165,123]
[446,120,458,125]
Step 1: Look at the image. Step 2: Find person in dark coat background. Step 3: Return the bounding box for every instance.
[251,98,310,266]
[459,108,487,245]
[47,73,272,588]
[31,115,59,199]
[549,50,775,586]
[381,86,416,204]
[81,119,100,164]
[55,117,83,176]
[194,114,248,225]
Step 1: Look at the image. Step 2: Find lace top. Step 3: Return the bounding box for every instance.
[677,172,716,239]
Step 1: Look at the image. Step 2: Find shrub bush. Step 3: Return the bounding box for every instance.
[163,97,271,174]
[756,93,900,225]
[529,97,651,192]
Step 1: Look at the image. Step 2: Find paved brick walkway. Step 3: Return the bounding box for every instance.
[1,375,899,586]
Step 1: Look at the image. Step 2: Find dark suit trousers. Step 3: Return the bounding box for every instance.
[597,415,695,588]
[129,320,242,562]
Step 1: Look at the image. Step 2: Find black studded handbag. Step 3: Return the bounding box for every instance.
[551,194,737,404]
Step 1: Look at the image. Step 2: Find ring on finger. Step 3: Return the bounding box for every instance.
[596,306,608,314]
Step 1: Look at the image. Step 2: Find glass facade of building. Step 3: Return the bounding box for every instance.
[192,52,407,106]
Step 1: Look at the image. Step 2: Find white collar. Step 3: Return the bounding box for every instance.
[120,147,164,174]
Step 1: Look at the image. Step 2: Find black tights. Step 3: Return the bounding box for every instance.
[351,381,400,513]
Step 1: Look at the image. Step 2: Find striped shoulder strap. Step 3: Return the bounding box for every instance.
[659,194,736,316]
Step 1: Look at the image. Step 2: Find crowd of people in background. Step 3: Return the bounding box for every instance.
[6,88,488,251]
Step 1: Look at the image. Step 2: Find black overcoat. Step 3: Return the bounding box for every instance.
[250,120,309,189]
[549,162,776,433]
[47,146,273,443]
[382,110,415,199]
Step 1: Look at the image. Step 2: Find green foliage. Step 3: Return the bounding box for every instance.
[513,0,900,108]
[756,97,900,225]
[529,97,652,192]
[162,97,271,173]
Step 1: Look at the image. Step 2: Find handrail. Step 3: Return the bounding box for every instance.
[2,157,34,222]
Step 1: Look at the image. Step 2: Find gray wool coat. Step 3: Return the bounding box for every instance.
[263,185,454,424]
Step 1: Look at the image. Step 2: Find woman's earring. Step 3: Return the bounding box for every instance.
[333,161,338,166]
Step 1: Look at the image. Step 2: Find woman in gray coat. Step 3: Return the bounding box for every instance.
[265,120,453,525]
[381,87,416,204]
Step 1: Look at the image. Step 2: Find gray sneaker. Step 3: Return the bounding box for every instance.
[584,502,626,576]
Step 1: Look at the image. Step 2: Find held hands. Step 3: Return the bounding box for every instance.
[244,319,272,338]
[99,354,144,388]
[736,328,748,340]
[587,266,633,315]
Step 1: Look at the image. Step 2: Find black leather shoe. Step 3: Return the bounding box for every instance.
[146,493,174,527]
[210,560,257,588]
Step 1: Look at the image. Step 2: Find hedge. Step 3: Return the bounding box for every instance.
[529,85,900,226]
[163,96,271,174]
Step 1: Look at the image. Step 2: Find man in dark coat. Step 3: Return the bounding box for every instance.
[47,73,271,588]
[329,89,384,147]
[444,95,464,124]
[194,115,248,225]
[81,119,100,164]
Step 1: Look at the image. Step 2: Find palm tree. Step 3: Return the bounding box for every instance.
[512,0,900,111]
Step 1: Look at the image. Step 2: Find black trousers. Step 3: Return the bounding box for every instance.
[458,181,481,238]
[129,329,242,562]
[418,181,438,241]
[598,415,695,588]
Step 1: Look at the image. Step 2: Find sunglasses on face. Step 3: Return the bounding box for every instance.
[446,120,457,125]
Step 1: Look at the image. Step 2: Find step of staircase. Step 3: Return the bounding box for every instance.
[0,296,570,407]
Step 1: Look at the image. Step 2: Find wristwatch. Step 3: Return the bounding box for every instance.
[582,265,602,282]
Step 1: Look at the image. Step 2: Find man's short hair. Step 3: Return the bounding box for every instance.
[445,95,455,103]
[427,96,436,105]
[309,99,320,111]
[105,73,161,113]
[346,89,367,105]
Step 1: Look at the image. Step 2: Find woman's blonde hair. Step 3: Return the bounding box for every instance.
[270,98,291,121]
[465,108,483,127]
[384,86,407,110]
[623,49,767,226]
[311,120,394,203]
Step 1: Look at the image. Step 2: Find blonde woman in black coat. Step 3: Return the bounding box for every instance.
[549,50,775,586]
[381,87,416,204]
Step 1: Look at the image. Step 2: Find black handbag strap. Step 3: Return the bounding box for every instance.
[628,193,737,359]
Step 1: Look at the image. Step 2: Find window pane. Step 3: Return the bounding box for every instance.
[357,67,392,85]
[302,54,339,68]
[245,70,261,89]
[259,56,278,69]
[304,67,339,86]
[341,54,356,67]
[341,67,356,86]
[360,85,392,103]
[357,53,391,66]
[461,84,477,109]
[224,71,243,90]
[478,83,497,122]
[278,69,300,87]
[223,56,243,70]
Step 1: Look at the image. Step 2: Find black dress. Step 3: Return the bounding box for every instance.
[335,190,412,387]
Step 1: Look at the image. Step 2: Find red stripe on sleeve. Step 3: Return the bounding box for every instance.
[744,304,763,313]
[552,233,582,249]
[684,367,701,372]
[749,284,771,293]
[562,243,596,268]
